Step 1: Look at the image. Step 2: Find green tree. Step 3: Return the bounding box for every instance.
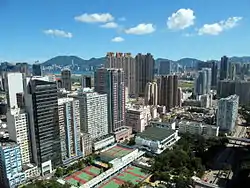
[55,167,64,177]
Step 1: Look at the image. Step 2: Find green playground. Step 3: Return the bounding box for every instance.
[99,166,149,188]
[100,145,134,162]
[64,165,102,186]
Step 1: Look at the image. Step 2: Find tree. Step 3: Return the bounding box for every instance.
[55,167,64,177]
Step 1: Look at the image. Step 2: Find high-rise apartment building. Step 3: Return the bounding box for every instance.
[81,76,92,88]
[95,68,125,132]
[61,69,72,91]
[158,75,179,110]
[144,82,158,106]
[217,95,239,132]
[229,63,236,80]
[135,53,155,96]
[4,72,24,108]
[7,108,31,164]
[220,56,229,80]
[202,68,212,93]
[32,64,42,76]
[217,80,250,105]
[71,89,109,139]
[24,78,61,175]
[211,61,218,87]
[195,70,207,95]
[0,141,26,188]
[159,61,171,75]
[105,52,136,97]
[58,98,82,164]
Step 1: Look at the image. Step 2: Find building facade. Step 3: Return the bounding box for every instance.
[24,78,61,175]
[220,56,229,80]
[61,69,71,91]
[58,98,82,164]
[217,95,239,132]
[159,61,171,75]
[0,142,26,188]
[144,82,158,106]
[32,64,42,76]
[95,68,125,132]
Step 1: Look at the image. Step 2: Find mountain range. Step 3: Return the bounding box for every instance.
[42,56,250,68]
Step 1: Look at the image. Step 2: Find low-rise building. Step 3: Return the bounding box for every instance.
[135,127,180,154]
[178,120,219,137]
[80,133,92,157]
[93,135,115,151]
[113,126,132,143]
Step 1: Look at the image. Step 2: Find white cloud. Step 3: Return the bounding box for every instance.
[43,29,72,38]
[198,16,242,35]
[100,22,118,28]
[167,8,195,30]
[125,23,155,35]
[111,37,124,42]
[74,13,114,23]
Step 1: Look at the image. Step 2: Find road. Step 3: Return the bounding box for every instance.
[203,126,247,187]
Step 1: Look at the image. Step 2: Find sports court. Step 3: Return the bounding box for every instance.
[99,166,149,188]
[64,165,102,186]
[100,145,134,162]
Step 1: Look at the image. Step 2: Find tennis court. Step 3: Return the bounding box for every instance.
[65,165,102,186]
[100,145,134,162]
[98,166,149,188]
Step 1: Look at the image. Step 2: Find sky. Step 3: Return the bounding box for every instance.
[0,0,250,63]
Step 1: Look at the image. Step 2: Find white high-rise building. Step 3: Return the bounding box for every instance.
[70,89,109,139]
[217,95,239,132]
[4,72,24,108]
[144,82,158,106]
[7,108,31,164]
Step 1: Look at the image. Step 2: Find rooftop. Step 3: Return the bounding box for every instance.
[137,127,176,141]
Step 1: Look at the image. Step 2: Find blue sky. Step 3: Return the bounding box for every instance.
[0,0,250,62]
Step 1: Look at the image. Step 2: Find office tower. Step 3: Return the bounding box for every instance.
[61,69,72,91]
[82,76,91,88]
[217,80,250,105]
[24,78,61,174]
[229,63,236,80]
[58,98,81,164]
[4,72,24,108]
[135,53,155,96]
[32,64,42,76]
[7,108,30,164]
[202,68,212,93]
[195,70,207,95]
[105,52,136,97]
[211,61,218,87]
[16,63,29,75]
[95,68,125,132]
[0,141,26,188]
[144,82,158,106]
[217,95,239,132]
[77,91,109,139]
[158,75,179,110]
[220,56,229,80]
[159,61,171,75]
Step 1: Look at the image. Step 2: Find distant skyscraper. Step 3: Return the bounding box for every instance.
[32,64,42,76]
[61,69,71,91]
[158,75,179,110]
[95,68,125,132]
[24,78,61,175]
[159,61,171,75]
[220,56,229,80]
[82,76,91,88]
[7,108,31,164]
[144,82,158,106]
[58,98,81,164]
[229,63,236,80]
[0,142,26,188]
[195,70,207,95]
[202,68,212,93]
[211,61,218,88]
[135,53,155,96]
[217,95,239,132]
[105,52,136,97]
[16,63,29,75]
